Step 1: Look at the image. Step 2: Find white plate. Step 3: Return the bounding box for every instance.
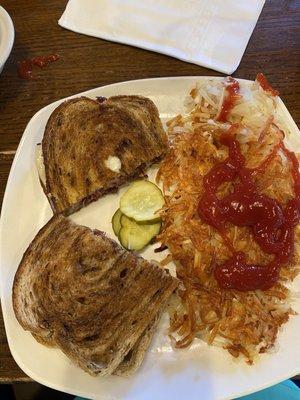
[0,6,14,74]
[1,77,300,400]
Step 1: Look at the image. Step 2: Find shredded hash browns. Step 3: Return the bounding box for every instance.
[157,78,300,363]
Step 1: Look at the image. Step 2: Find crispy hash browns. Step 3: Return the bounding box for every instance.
[156,78,300,363]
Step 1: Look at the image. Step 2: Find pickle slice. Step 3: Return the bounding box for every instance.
[112,208,123,237]
[120,181,164,222]
[119,214,161,251]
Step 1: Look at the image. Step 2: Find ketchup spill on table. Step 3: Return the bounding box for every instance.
[17,54,60,80]
[256,73,279,97]
[216,77,240,122]
[198,124,300,291]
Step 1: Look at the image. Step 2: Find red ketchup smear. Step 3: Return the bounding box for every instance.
[17,54,60,80]
[198,125,300,291]
[216,77,240,122]
[256,73,279,97]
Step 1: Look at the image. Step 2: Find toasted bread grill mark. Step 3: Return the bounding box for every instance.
[107,96,166,146]
[42,95,167,215]
[13,216,178,376]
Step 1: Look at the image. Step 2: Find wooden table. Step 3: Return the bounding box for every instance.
[0,0,299,384]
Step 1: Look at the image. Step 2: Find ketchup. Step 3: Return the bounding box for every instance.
[216,77,240,122]
[198,125,300,291]
[17,54,60,80]
[256,73,279,97]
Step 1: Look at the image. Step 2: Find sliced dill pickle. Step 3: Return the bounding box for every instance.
[119,214,161,251]
[112,208,123,237]
[120,180,164,222]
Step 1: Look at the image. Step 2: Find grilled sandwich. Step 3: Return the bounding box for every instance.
[37,95,168,215]
[13,215,178,376]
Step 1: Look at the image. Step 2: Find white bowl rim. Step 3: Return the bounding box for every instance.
[0,6,14,68]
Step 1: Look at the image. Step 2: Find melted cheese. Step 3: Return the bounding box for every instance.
[105,155,121,173]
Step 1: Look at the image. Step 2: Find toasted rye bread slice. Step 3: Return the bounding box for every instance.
[13,216,178,376]
[42,95,168,215]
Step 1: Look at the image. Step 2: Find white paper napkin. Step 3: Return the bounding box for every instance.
[59,0,265,74]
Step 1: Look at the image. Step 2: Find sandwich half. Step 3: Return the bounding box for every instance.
[13,215,178,376]
[37,95,168,215]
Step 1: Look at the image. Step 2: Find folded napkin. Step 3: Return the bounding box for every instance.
[59,0,265,74]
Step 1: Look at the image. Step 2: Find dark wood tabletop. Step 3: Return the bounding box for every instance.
[0,0,299,384]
